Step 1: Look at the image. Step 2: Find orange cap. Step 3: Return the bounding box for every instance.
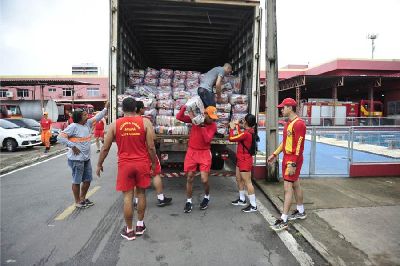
[205,106,218,120]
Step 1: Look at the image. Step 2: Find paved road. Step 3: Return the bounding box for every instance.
[1,145,325,266]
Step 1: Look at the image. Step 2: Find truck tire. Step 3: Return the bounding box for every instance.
[211,157,224,170]
[5,138,17,152]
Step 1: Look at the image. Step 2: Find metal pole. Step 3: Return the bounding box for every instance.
[265,0,279,181]
[371,39,375,59]
[72,86,75,111]
[309,127,316,176]
[40,85,44,113]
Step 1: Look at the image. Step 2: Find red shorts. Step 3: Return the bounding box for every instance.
[116,161,151,191]
[153,156,162,176]
[94,130,104,138]
[236,154,253,172]
[282,155,303,182]
[184,147,211,173]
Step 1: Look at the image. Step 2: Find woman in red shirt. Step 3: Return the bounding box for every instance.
[229,114,259,213]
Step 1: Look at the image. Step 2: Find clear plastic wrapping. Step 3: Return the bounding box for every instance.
[217,112,230,120]
[186,71,201,80]
[160,68,174,79]
[156,115,183,126]
[128,69,145,78]
[159,78,172,87]
[229,94,248,105]
[145,67,160,78]
[174,98,188,110]
[156,91,172,100]
[232,103,248,113]
[216,103,232,113]
[158,109,174,116]
[136,85,158,98]
[128,77,143,86]
[173,91,192,100]
[174,70,187,79]
[156,99,175,109]
[144,77,158,87]
[155,126,189,135]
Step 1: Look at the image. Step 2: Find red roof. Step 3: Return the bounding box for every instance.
[261,59,400,81]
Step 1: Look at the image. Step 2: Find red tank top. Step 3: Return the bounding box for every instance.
[116,116,149,163]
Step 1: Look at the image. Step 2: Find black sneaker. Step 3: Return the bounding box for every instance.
[270,218,288,231]
[231,198,247,206]
[157,197,172,207]
[75,200,88,209]
[184,202,193,213]
[84,199,94,207]
[120,226,136,241]
[288,210,307,221]
[242,204,257,213]
[200,198,209,210]
[135,223,146,236]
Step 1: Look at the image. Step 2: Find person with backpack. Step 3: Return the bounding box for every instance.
[228,114,259,213]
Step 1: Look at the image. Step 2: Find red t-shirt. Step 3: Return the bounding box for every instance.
[40,118,52,130]
[115,116,150,164]
[229,126,254,159]
[176,106,217,150]
[95,120,105,131]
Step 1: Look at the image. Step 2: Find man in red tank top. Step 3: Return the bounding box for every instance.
[96,97,157,241]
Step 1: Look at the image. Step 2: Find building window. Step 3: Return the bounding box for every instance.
[0,90,8,98]
[17,89,29,98]
[387,101,400,115]
[87,88,100,97]
[63,88,73,97]
[48,88,56,93]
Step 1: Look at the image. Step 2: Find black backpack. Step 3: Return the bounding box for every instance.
[241,131,258,156]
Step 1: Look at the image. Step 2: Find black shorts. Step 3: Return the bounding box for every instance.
[197,87,216,108]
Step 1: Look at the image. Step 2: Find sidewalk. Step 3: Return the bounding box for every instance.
[254,177,400,266]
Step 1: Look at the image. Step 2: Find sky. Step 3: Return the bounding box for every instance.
[1,0,399,76]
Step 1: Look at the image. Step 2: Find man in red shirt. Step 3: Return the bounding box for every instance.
[176,105,218,213]
[96,97,157,241]
[267,98,307,231]
[93,115,106,153]
[40,112,52,153]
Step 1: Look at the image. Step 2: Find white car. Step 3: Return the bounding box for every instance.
[0,119,42,152]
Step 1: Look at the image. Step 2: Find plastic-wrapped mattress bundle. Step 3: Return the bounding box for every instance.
[223,76,242,94]
[215,103,231,135]
[136,85,158,99]
[186,71,201,80]
[145,67,160,78]
[160,68,173,79]
[174,70,187,79]
[128,69,145,87]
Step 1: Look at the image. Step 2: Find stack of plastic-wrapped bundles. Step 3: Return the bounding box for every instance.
[121,67,247,136]
[120,67,195,135]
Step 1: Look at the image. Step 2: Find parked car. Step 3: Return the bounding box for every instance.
[0,119,42,152]
[5,118,61,144]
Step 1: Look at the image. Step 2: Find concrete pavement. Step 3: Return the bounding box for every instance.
[254,177,400,266]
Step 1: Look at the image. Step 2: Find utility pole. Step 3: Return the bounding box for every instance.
[72,86,75,111]
[367,33,377,59]
[40,85,45,113]
[265,0,279,181]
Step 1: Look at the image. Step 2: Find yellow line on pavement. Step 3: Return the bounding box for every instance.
[55,186,101,221]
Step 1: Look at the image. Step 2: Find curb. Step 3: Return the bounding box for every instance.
[0,148,68,175]
[253,179,344,266]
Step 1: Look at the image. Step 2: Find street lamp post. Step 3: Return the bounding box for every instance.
[367,33,377,59]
